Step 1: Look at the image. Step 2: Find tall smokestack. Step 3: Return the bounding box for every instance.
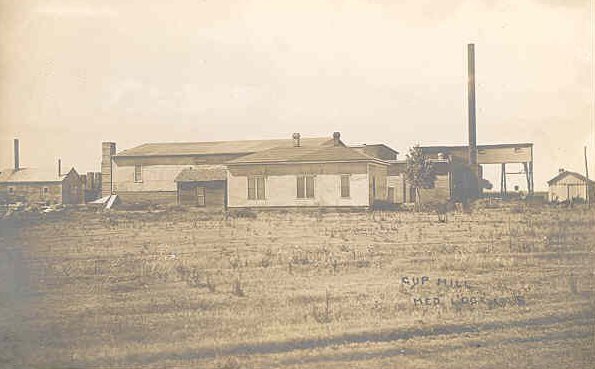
[467,43,477,165]
[13,139,20,170]
[58,159,62,177]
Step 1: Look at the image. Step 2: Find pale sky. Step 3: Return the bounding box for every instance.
[0,0,593,190]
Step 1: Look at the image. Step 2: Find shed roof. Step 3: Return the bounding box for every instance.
[0,168,68,183]
[547,170,594,185]
[116,137,337,157]
[174,166,227,182]
[227,145,384,165]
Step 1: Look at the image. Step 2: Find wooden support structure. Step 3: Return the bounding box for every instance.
[500,163,507,197]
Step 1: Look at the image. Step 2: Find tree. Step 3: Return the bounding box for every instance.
[405,145,436,210]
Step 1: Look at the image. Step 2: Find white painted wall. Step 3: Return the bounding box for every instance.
[112,163,190,192]
[228,173,370,207]
[548,174,588,201]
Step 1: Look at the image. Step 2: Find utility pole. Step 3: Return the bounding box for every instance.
[585,146,590,208]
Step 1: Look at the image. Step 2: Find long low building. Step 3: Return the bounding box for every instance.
[102,133,402,209]
[101,133,530,209]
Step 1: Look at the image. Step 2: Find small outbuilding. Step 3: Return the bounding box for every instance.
[0,167,84,205]
[174,165,227,208]
[547,169,593,202]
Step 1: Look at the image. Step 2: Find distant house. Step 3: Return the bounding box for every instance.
[0,167,84,205]
[226,134,389,208]
[547,169,594,202]
[102,133,347,208]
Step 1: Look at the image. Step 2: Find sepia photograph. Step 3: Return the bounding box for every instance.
[0,1,593,368]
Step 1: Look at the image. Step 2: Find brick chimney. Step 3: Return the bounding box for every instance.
[332,132,341,146]
[13,138,19,171]
[101,142,116,197]
[292,133,301,147]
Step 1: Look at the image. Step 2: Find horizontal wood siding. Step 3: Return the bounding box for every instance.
[548,175,590,201]
[0,183,62,203]
[477,146,532,164]
[178,181,226,208]
[228,171,370,208]
[368,163,388,204]
[419,174,451,203]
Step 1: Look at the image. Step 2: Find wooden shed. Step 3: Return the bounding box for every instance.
[0,167,84,205]
[547,170,593,202]
[174,166,227,208]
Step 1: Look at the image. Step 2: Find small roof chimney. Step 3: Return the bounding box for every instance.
[13,138,19,171]
[559,168,565,173]
[332,132,341,146]
[292,133,301,147]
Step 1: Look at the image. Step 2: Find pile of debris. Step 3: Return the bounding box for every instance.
[1,201,66,219]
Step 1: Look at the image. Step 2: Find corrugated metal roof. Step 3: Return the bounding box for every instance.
[174,166,227,182]
[116,137,335,157]
[227,146,382,165]
[0,168,66,183]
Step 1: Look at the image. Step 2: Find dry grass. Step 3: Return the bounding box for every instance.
[0,203,593,368]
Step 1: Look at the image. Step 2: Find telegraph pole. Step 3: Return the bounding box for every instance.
[585,146,590,208]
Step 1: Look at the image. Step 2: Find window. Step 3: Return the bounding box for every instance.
[196,186,206,207]
[297,175,315,199]
[43,187,49,194]
[340,175,350,198]
[247,176,265,200]
[134,164,143,182]
[8,187,14,194]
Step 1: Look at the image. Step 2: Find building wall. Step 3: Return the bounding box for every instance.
[114,153,244,166]
[227,163,371,208]
[548,175,589,201]
[112,163,189,192]
[177,181,226,208]
[0,182,62,203]
[62,170,84,204]
[368,163,387,204]
[101,142,116,197]
[387,175,405,203]
[419,174,451,203]
[116,191,178,205]
[477,146,532,164]
[111,154,244,196]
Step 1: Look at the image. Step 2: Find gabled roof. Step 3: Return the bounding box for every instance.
[227,145,385,165]
[116,137,337,157]
[174,166,227,182]
[547,170,594,185]
[0,168,69,183]
[350,144,399,155]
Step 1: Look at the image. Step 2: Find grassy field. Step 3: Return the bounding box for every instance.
[1,203,593,368]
